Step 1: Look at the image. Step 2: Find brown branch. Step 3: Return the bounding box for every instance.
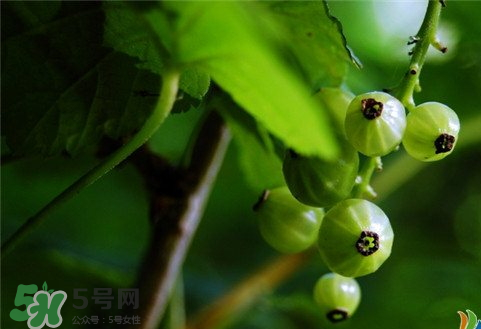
[185,252,311,329]
[132,111,231,329]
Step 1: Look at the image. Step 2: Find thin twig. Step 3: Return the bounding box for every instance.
[185,252,311,329]
[1,70,180,260]
[134,111,231,329]
[395,0,444,110]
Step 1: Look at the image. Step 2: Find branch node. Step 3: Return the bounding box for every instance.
[431,38,448,53]
[407,36,420,45]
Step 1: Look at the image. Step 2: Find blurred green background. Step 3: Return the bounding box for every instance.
[2,1,481,329]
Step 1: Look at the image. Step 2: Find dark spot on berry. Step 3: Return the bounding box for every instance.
[327,309,349,323]
[434,133,455,154]
[440,0,446,8]
[410,69,417,75]
[253,190,270,211]
[356,231,380,256]
[361,98,383,120]
[441,46,448,53]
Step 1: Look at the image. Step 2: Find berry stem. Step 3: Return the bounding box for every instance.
[1,69,181,259]
[352,156,381,199]
[395,0,444,111]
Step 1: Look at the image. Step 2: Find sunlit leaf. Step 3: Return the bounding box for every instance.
[143,2,339,158]
[103,2,211,100]
[260,1,361,89]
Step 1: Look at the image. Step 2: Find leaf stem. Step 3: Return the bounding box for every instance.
[395,0,444,110]
[1,70,180,259]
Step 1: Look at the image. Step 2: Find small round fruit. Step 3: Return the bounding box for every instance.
[318,199,394,277]
[345,91,406,156]
[282,144,359,208]
[313,273,361,323]
[402,102,460,161]
[253,187,324,253]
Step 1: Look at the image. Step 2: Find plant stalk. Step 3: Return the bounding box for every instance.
[352,156,381,199]
[185,252,310,329]
[134,111,231,329]
[1,70,180,259]
[395,0,444,110]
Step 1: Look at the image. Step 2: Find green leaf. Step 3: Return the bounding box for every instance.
[48,289,54,294]
[2,1,61,32]
[103,2,210,100]
[260,1,361,90]
[179,68,210,100]
[102,2,166,75]
[42,281,47,291]
[2,3,160,157]
[216,96,284,190]
[144,2,340,158]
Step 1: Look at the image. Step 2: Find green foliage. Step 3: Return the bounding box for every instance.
[2,2,160,156]
[144,1,344,158]
[217,97,284,190]
[103,2,167,74]
[2,1,358,160]
[260,1,360,89]
[2,1,481,329]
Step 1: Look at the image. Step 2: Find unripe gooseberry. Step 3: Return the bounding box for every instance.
[253,187,324,254]
[313,272,361,323]
[282,142,359,208]
[402,102,460,161]
[345,91,406,156]
[318,198,394,277]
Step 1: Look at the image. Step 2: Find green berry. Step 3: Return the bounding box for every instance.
[345,91,406,156]
[402,102,460,161]
[313,272,361,323]
[282,142,359,207]
[318,199,394,277]
[253,187,324,253]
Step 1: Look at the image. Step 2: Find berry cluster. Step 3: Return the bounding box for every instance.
[253,88,460,323]
[345,91,460,161]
